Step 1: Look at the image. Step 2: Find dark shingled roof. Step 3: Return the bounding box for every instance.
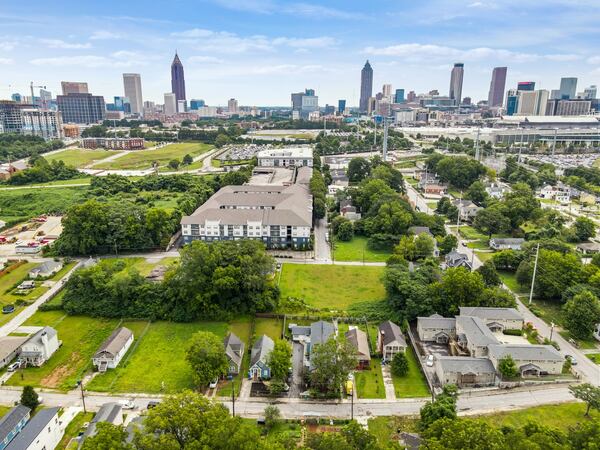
[0,406,30,443]
[6,407,59,450]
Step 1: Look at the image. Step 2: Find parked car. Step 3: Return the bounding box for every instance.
[565,355,578,365]
[2,305,15,314]
[209,378,218,389]
[426,354,434,367]
[147,400,160,409]
[7,362,20,372]
[119,399,135,410]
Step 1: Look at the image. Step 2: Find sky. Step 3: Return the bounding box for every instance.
[1,0,600,107]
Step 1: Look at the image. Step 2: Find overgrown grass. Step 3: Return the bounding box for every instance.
[96,143,212,170]
[278,264,386,311]
[45,148,120,168]
[57,411,94,449]
[391,347,430,398]
[0,186,88,223]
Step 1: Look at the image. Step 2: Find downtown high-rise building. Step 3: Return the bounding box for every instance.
[394,89,405,103]
[123,73,143,116]
[559,77,577,99]
[164,93,177,116]
[583,85,597,99]
[57,93,105,124]
[518,81,536,91]
[171,53,186,104]
[61,81,88,95]
[487,67,507,107]
[228,98,239,114]
[359,60,373,113]
[449,63,464,105]
[382,84,392,99]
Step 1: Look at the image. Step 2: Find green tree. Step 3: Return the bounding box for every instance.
[420,385,458,429]
[186,331,229,387]
[422,418,505,449]
[474,204,511,238]
[310,337,358,394]
[569,420,600,449]
[414,233,436,260]
[563,290,600,340]
[347,157,371,182]
[390,352,409,376]
[182,154,193,165]
[467,180,488,205]
[20,385,39,410]
[81,423,133,450]
[498,355,519,378]
[336,221,354,241]
[573,216,596,241]
[267,340,292,382]
[430,267,486,315]
[476,260,501,287]
[264,405,281,431]
[569,383,600,416]
[534,250,584,300]
[394,235,416,261]
[215,133,231,148]
[438,234,458,255]
[168,159,180,170]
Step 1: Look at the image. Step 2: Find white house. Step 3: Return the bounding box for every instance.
[487,344,563,376]
[456,316,500,358]
[92,327,134,372]
[435,356,496,388]
[459,307,524,332]
[489,238,525,251]
[5,407,63,450]
[417,314,456,343]
[28,261,63,279]
[377,321,407,362]
[19,327,59,367]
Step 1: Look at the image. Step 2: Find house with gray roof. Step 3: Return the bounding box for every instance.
[456,316,499,357]
[28,261,63,279]
[0,337,27,370]
[489,238,525,251]
[289,324,311,342]
[249,335,274,380]
[224,332,245,375]
[345,328,371,369]
[444,251,472,270]
[453,199,482,222]
[81,403,123,442]
[459,307,524,331]
[487,344,563,376]
[417,314,456,343]
[0,406,30,450]
[19,327,59,367]
[435,356,496,388]
[180,180,313,250]
[377,321,406,362]
[6,407,61,450]
[92,327,133,372]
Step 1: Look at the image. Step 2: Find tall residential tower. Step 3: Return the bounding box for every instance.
[449,63,464,105]
[488,67,507,107]
[123,73,143,116]
[171,53,186,105]
[359,60,373,113]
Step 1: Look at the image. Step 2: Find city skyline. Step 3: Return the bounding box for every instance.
[1,0,600,105]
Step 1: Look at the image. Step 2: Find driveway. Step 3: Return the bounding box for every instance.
[314,218,331,262]
[290,342,305,397]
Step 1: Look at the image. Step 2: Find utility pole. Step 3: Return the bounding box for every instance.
[373,119,377,147]
[552,128,557,156]
[77,380,87,413]
[351,388,354,420]
[231,379,235,417]
[456,191,462,231]
[528,243,540,305]
[474,128,481,161]
[382,117,389,162]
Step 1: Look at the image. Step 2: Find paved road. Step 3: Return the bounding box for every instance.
[313,217,331,262]
[0,385,576,419]
[290,342,305,398]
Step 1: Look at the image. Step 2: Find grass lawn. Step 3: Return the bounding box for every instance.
[45,149,120,168]
[475,251,494,262]
[391,347,430,398]
[0,262,40,305]
[0,178,92,189]
[368,416,419,445]
[218,317,253,397]
[457,226,488,241]
[586,353,600,364]
[0,406,11,416]
[558,330,598,350]
[86,320,228,394]
[96,143,212,170]
[7,311,119,390]
[0,186,88,223]
[278,264,386,311]
[355,358,386,399]
[499,271,528,294]
[333,236,391,263]
[127,257,179,276]
[529,299,564,327]
[57,411,94,449]
[254,317,283,341]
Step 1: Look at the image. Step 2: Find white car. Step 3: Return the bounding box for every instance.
[426,355,434,367]
[119,399,135,410]
[209,378,218,389]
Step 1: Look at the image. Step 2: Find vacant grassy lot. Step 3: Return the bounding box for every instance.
[278,264,386,311]
[7,310,119,390]
[499,271,528,294]
[45,148,120,168]
[254,317,283,341]
[96,143,212,170]
[0,262,39,304]
[0,186,88,223]
[333,236,391,263]
[87,320,228,394]
[391,347,430,398]
[57,411,94,449]
[587,353,600,364]
[355,358,386,399]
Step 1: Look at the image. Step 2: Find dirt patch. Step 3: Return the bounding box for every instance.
[306,425,342,433]
[41,352,81,388]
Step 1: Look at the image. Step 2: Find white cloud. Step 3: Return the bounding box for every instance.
[0,40,18,51]
[90,31,123,40]
[188,55,225,64]
[0,58,14,65]
[40,39,92,49]
[272,36,337,48]
[209,0,365,19]
[30,53,148,68]
[363,43,580,63]
[587,56,600,64]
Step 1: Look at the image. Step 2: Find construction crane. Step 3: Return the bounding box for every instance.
[30,82,46,108]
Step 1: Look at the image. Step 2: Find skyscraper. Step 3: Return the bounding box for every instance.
[359,61,373,113]
[518,81,535,91]
[394,89,405,104]
[559,77,577,99]
[583,85,598,100]
[338,99,346,114]
[171,53,186,104]
[123,73,143,116]
[57,93,105,124]
[61,82,88,95]
[487,67,507,107]
[164,93,177,116]
[228,98,239,114]
[449,63,464,105]
[382,84,392,99]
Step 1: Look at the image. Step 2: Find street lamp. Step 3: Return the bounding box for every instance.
[550,322,555,342]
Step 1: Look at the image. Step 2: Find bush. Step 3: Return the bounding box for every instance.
[502,329,523,336]
[391,352,409,376]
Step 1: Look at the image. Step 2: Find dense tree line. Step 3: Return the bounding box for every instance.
[0,134,63,163]
[5,156,80,185]
[426,154,487,189]
[63,240,279,321]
